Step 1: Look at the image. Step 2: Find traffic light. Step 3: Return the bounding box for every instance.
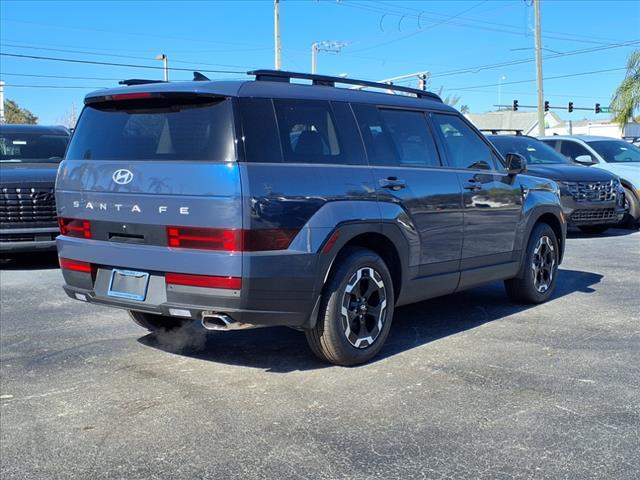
[417,74,427,91]
[568,101,574,113]
[544,101,550,112]
[595,103,601,114]
[512,99,519,111]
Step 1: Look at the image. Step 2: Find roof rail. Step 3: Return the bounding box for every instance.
[479,128,524,136]
[247,69,442,102]
[118,79,166,86]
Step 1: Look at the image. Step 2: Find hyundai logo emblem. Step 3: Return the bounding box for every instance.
[112,169,134,185]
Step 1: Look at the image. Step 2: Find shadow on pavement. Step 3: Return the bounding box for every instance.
[567,226,638,239]
[139,268,603,372]
[0,252,59,271]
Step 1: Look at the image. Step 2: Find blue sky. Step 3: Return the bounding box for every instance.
[1,0,639,124]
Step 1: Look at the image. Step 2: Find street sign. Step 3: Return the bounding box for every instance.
[599,107,611,113]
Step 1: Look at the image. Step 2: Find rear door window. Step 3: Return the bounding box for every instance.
[353,104,440,167]
[66,96,236,161]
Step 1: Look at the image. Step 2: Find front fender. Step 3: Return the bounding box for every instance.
[514,174,566,276]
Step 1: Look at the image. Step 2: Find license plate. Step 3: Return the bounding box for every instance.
[107,269,150,301]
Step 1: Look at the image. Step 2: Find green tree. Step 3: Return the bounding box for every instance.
[3,99,38,124]
[611,49,640,125]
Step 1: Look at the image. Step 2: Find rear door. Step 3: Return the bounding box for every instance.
[352,103,463,296]
[430,113,523,271]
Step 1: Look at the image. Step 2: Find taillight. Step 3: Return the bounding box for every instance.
[167,227,241,251]
[59,218,92,239]
[166,227,298,252]
[59,257,93,273]
[165,272,241,290]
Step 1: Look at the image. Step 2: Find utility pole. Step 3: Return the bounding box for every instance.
[311,42,318,74]
[534,0,545,137]
[155,54,168,81]
[274,0,282,70]
[0,81,5,124]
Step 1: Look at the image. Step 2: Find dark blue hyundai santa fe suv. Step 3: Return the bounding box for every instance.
[56,70,566,365]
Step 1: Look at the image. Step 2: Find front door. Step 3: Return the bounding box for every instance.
[430,113,523,271]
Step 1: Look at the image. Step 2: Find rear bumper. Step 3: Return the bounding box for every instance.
[62,284,310,328]
[0,227,59,253]
[58,236,320,329]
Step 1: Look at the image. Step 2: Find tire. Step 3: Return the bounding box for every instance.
[620,187,639,227]
[505,223,559,304]
[128,310,189,332]
[305,247,395,366]
[578,225,609,234]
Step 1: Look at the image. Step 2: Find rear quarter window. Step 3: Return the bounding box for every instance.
[66,97,236,161]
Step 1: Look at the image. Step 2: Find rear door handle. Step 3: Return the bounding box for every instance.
[379,177,407,190]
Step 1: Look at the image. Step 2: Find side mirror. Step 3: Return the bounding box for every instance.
[574,154,596,165]
[505,153,527,175]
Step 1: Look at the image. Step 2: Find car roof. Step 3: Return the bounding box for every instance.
[83,78,457,113]
[539,135,618,142]
[0,124,70,135]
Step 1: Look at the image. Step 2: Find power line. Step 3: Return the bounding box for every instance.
[448,67,626,91]
[0,43,256,69]
[0,72,125,81]
[427,40,639,79]
[0,18,270,49]
[340,0,624,47]
[0,52,246,74]
[0,84,109,89]
[341,1,490,53]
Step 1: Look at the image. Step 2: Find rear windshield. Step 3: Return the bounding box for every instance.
[66,97,236,161]
[0,132,69,163]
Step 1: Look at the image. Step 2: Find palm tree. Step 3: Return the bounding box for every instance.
[436,86,462,109]
[611,49,640,125]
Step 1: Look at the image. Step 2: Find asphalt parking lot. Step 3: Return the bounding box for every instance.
[1,229,639,480]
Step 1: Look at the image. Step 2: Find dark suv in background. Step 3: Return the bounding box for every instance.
[56,70,566,365]
[487,134,626,234]
[1,124,70,254]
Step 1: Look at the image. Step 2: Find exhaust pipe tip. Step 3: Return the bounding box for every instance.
[201,313,234,331]
[201,313,258,331]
